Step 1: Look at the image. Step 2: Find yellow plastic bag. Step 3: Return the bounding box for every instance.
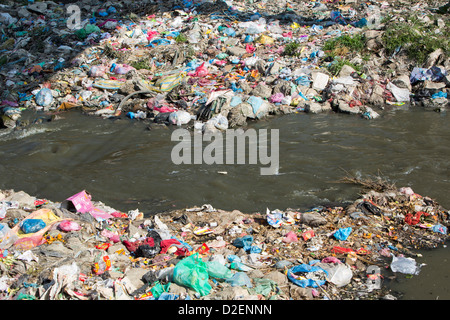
[256,34,274,45]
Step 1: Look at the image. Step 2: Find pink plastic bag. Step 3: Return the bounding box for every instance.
[188,62,208,77]
[245,44,256,53]
[101,229,120,243]
[58,220,82,232]
[282,231,298,243]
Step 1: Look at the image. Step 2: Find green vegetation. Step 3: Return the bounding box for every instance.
[323,33,367,55]
[382,14,449,64]
[283,41,302,57]
[327,57,362,76]
[175,33,188,43]
[130,58,152,70]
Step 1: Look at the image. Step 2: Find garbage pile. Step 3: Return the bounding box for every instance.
[1,0,449,129]
[0,185,447,300]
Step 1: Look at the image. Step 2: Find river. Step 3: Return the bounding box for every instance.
[0,105,448,299]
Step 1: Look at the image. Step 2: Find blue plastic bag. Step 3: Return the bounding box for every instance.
[35,88,53,107]
[334,227,352,241]
[21,219,46,234]
[226,272,253,287]
[233,235,253,249]
[287,264,328,288]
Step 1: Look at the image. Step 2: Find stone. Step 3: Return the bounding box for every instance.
[300,212,327,226]
[424,81,446,90]
[338,101,361,114]
[269,61,283,75]
[305,102,323,114]
[250,83,272,99]
[425,48,445,68]
[289,284,313,300]
[392,75,412,91]
[338,64,356,77]
[124,267,149,289]
[263,270,288,286]
[226,46,247,57]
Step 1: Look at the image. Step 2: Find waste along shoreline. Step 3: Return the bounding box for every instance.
[0,185,448,300]
[1,0,449,131]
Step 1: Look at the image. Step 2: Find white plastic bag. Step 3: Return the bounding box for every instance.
[326,264,353,287]
[169,111,192,126]
[390,255,423,275]
[387,82,410,102]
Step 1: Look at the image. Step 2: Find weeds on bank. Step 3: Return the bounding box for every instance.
[323,33,367,56]
[382,14,449,64]
[283,41,302,57]
[326,57,362,76]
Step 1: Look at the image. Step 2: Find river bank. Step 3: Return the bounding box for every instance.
[1,0,449,130]
[0,180,448,300]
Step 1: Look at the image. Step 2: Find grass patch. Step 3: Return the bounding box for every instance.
[175,33,188,43]
[326,57,362,76]
[382,14,449,64]
[130,58,152,70]
[283,41,302,57]
[323,33,367,56]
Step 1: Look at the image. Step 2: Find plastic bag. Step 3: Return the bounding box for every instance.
[390,255,423,275]
[92,252,112,275]
[206,114,228,131]
[387,82,410,102]
[169,111,191,126]
[21,219,46,234]
[0,224,18,249]
[283,231,298,243]
[225,272,253,287]
[287,264,328,288]
[173,252,211,296]
[58,220,81,232]
[188,62,208,77]
[205,260,233,280]
[333,227,352,241]
[35,88,53,107]
[325,263,353,287]
[233,235,253,250]
[89,65,106,77]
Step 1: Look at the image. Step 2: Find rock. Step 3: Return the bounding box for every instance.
[321,101,332,112]
[425,48,445,68]
[226,46,247,57]
[269,61,283,75]
[263,270,288,286]
[338,101,361,114]
[250,83,272,99]
[124,267,150,289]
[168,283,187,295]
[424,81,446,90]
[6,191,35,208]
[289,284,313,300]
[300,212,327,226]
[392,75,412,91]
[338,64,356,77]
[305,102,323,114]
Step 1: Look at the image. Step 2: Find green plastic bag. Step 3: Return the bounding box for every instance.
[173,253,211,296]
[205,260,233,280]
[151,281,170,299]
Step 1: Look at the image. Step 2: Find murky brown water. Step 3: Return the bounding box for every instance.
[0,106,449,299]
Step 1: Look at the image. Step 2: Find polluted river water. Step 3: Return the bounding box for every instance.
[0,106,449,299]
